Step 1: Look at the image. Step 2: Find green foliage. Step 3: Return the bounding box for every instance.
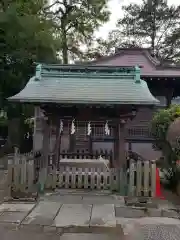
[0,0,110,151]
[152,105,180,143]
[44,0,110,63]
[151,105,180,190]
[0,0,59,119]
[151,105,180,165]
[89,0,180,62]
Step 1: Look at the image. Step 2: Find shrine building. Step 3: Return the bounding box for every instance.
[8,63,159,168]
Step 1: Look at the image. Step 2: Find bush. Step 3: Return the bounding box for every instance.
[151,105,180,191]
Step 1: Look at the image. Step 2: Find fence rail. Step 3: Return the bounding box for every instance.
[7,149,41,198]
[45,159,156,197]
[7,149,156,198]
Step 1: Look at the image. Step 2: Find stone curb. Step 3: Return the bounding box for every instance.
[18,223,123,235]
[115,206,180,219]
[0,217,180,235]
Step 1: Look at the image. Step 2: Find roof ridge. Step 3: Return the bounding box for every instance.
[38,64,140,76]
[37,64,142,84]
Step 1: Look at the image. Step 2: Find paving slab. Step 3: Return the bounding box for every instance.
[41,194,83,203]
[113,196,125,206]
[56,189,111,196]
[162,209,179,218]
[82,196,114,204]
[53,204,92,227]
[0,211,28,223]
[0,225,121,240]
[0,225,60,240]
[22,201,61,226]
[115,206,145,218]
[60,233,119,240]
[147,208,162,217]
[90,204,116,228]
[116,217,138,235]
[0,203,35,212]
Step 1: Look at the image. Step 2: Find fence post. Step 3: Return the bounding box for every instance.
[128,159,135,196]
[151,160,156,197]
[7,154,14,197]
[27,158,35,190]
[14,147,19,164]
[13,147,20,191]
[144,160,150,197]
[20,155,27,192]
[136,159,142,197]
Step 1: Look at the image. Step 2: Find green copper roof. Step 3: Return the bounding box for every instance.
[8,64,159,105]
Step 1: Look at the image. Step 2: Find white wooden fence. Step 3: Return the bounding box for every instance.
[7,150,156,197]
[127,159,156,197]
[45,159,156,197]
[7,149,35,196]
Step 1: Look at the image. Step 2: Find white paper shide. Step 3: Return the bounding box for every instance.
[105,121,110,135]
[87,121,92,136]
[71,119,76,135]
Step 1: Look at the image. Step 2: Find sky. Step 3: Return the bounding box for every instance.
[96,0,179,39]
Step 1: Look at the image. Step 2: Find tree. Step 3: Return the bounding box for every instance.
[0,0,58,102]
[151,105,180,190]
[90,0,180,61]
[163,21,180,62]
[83,31,141,60]
[43,0,110,63]
[151,105,180,166]
[0,0,60,154]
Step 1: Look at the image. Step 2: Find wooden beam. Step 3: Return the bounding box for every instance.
[118,120,126,168]
[118,119,127,195]
[54,118,61,169]
[38,118,50,192]
[40,104,136,120]
[113,123,119,168]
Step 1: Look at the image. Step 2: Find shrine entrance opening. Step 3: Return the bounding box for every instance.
[74,121,90,151]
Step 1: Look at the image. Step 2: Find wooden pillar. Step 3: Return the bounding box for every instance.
[165,87,173,107]
[118,119,127,195]
[55,117,61,169]
[118,120,126,168]
[113,123,119,168]
[89,136,92,153]
[38,117,50,192]
[128,142,132,151]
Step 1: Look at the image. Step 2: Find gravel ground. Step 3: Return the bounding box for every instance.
[124,224,180,240]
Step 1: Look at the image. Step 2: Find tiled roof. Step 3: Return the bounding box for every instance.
[8,64,159,106]
[87,48,180,77]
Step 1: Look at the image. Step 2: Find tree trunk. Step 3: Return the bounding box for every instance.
[151,1,156,54]
[61,22,68,64]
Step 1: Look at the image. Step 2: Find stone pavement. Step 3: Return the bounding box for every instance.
[0,190,180,239]
[0,226,119,240]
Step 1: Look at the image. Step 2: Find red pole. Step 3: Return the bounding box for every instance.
[155,168,164,199]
